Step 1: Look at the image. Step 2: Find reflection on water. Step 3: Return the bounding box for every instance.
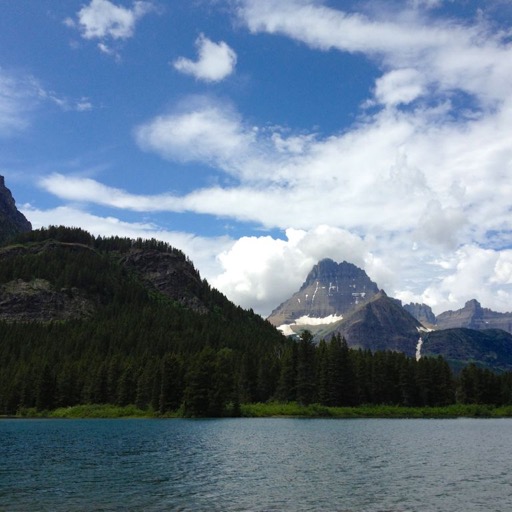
[1,418,512,511]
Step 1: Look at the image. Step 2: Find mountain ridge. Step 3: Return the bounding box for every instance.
[405,299,512,334]
[0,176,32,245]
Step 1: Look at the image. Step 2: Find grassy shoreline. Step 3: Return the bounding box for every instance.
[5,402,512,419]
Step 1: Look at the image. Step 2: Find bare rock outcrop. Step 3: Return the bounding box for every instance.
[0,176,32,244]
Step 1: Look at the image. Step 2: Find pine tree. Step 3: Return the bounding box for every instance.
[159,353,184,414]
[296,331,316,405]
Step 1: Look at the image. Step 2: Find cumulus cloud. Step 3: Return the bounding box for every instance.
[173,34,237,82]
[212,226,372,315]
[77,0,153,39]
[374,68,426,107]
[399,245,512,315]
[70,0,154,56]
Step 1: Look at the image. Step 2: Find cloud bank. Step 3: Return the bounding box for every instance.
[36,0,512,316]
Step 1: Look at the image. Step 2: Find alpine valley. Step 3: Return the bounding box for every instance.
[2,175,512,416]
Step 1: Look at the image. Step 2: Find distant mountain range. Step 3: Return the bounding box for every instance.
[268,258,512,371]
[405,299,512,332]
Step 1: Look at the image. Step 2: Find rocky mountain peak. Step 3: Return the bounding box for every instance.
[267,258,379,327]
[301,259,367,289]
[0,176,32,244]
[464,299,481,310]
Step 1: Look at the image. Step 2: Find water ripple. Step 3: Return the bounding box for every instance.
[2,418,512,511]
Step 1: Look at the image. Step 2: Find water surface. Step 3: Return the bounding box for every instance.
[2,418,512,511]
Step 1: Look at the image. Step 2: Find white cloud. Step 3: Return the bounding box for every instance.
[39,173,181,212]
[236,0,512,109]
[173,34,237,82]
[0,69,38,135]
[135,100,257,174]
[374,68,426,107]
[37,1,512,316]
[212,226,371,315]
[0,69,90,136]
[403,245,512,315]
[77,0,153,40]
[71,0,154,57]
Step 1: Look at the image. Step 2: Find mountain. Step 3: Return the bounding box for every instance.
[404,299,512,335]
[0,176,32,245]
[422,328,512,372]
[120,248,209,314]
[267,259,512,366]
[267,258,422,356]
[267,258,379,329]
[0,226,288,416]
[327,292,423,357]
[436,299,512,332]
[403,302,437,328]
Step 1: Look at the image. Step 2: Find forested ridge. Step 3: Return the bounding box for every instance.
[1,226,512,417]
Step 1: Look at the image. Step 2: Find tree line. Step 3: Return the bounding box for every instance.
[1,226,512,416]
[2,325,512,417]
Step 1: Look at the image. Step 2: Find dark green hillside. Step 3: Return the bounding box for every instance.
[423,328,512,373]
[3,227,512,417]
[0,227,288,416]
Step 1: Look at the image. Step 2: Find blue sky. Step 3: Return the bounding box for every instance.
[2,0,512,317]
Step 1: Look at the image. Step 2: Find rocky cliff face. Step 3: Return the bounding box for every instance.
[403,302,437,328]
[330,292,422,357]
[267,258,379,327]
[0,242,98,322]
[436,299,512,332]
[0,176,32,244]
[0,278,94,322]
[0,239,209,322]
[120,249,209,314]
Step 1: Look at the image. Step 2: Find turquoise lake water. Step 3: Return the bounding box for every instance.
[2,417,512,511]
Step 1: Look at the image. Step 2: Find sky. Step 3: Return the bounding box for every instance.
[2,0,512,318]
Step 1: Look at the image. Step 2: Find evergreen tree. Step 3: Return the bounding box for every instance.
[35,363,56,411]
[276,345,297,402]
[159,353,184,414]
[296,331,316,405]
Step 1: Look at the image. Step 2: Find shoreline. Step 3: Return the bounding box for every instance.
[3,402,512,420]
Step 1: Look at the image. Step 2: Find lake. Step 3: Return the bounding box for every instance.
[1,418,512,511]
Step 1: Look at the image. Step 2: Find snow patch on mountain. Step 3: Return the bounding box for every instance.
[277,313,344,336]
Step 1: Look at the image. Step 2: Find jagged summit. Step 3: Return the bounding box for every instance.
[267,258,422,355]
[300,258,373,290]
[267,258,379,327]
[0,176,32,244]
[436,299,512,332]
